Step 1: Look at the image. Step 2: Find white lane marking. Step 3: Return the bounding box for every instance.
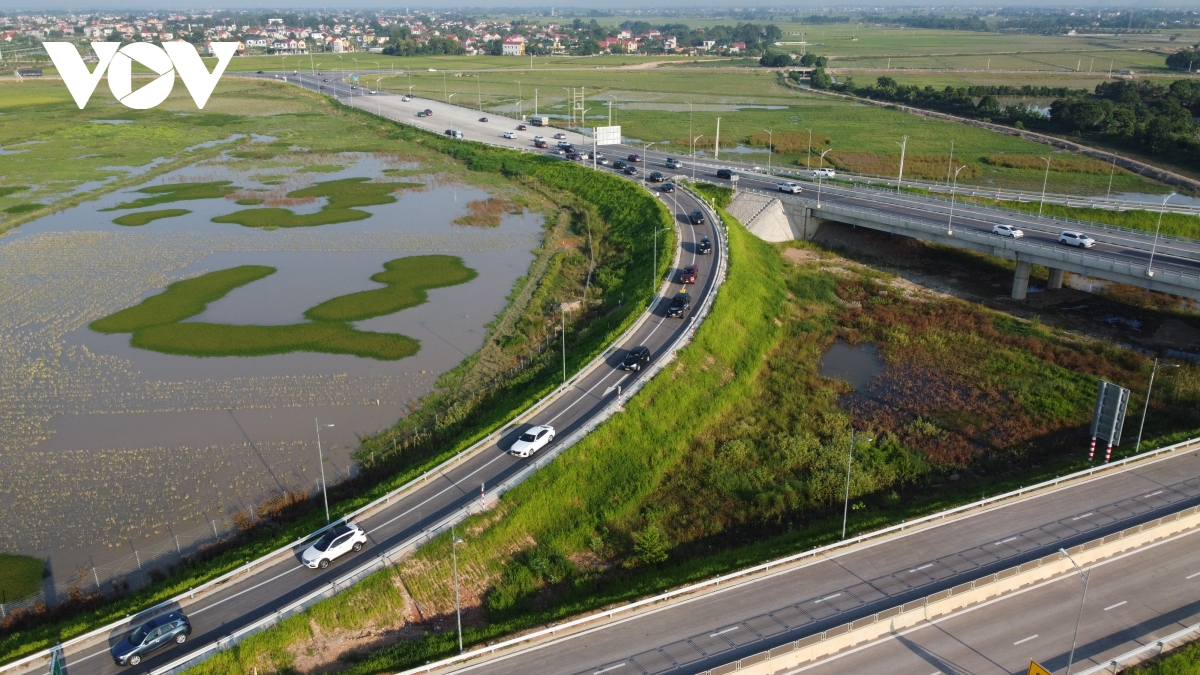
[1186,571,1200,580]
[711,626,738,636]
[66,647,112,665]
[1013,634,1038,645]
[815,593,841,603]
[909,563,933,572]
[1104,601,1127,611]
[1073,512,1094,520]
[1142,490,1164,498]
[190,564,303,615]
[995,536,1018,545]
[594,664,625,674]
[368,449,513,534]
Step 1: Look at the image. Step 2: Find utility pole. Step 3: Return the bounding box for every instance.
[895,135,908,193]
[451,527,464,654]
[314,419,334,523]
[843,430,873,539]
[561,305,567,383]
[714,117,721,159]
[1135,358,1179,453]
[1038,157,1051,216]
[1061,549,1090,675]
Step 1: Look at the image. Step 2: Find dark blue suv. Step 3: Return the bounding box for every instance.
[111,611,192,666]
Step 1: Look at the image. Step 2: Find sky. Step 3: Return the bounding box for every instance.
[16,2,1200,12]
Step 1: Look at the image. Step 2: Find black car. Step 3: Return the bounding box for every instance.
[716,168,737,180]
[567,152,584,161]
[648,171,664,182]
[613,160,628,170]
[111,611,192,666]
[689,209,705,225]
[666,291,691,318]
[623,165,639,175]
[660,182,675,193]
[665,158,683,169]
[621,345,651,371]
[256,70,264,74]
[697,236,712,254]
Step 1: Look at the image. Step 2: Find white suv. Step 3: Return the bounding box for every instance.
[778,182,802,194]
[502,131,517,139]
[301,523,367,569]
[992,224,1024,238]
[812,168,836,178]
[1058,230,1096,248]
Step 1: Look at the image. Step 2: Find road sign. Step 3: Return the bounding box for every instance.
[595,125,621,146]
[1090,380,1130,445]
[1027,661,1052,675]
[48,645,63,675]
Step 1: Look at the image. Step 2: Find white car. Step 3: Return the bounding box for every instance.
[812,168,836,178]
[1059,230,1096,248]
[532,135,545,143]
[401,95,412,102]
[553,132,567,140]
[778,182,802,194]
[992,224,1024,238]
[510,425,555,457]
[301,523,367,569]
[368,90,377,95]
[502,131,517,139]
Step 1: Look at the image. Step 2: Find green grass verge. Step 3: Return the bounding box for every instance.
[234,198,263,205]
[0,186,29,198]
[111,208,191,227]
[1125,638,1200,674]
[212,177,418,228]
[4,203,43,214]
[0,554,44,601]
[102,182,237,211]
[90,256,475,360]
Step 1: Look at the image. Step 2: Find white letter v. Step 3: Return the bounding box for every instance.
[44,42,120,109]
[165,42,237,109]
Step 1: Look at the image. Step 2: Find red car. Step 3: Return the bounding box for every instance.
[627,154,642,163]
[534,140,548,148]
[679,265,697,284]
[517,124,528,131]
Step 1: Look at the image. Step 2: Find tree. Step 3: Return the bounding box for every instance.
[811,67,833,89]
[633,525,668,565]
[1166,47,1200,72]
[976,94,1001,117]
[759,52,791,68]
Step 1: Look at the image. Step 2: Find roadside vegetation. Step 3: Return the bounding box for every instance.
[0,554,44,602]
[1125,638,1200,674]
[111,208,191,227]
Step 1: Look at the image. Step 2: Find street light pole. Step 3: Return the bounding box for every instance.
[763,129,772,173]
[894,135,908,193]
[1106,153,1117,199]
[843,430,873,540]
[1147,192,1175,277]
[451,526,464,654]
[817,149,832,208]
[692,135,702,181]
[1060,549,1090,675]
[948,164,966,235]
[642,141,658,187]
[1038,157,1051,217]
[1135,358,1179,453]
[807,128,813,170]
[561,304,567,383]
[314,419,334,523]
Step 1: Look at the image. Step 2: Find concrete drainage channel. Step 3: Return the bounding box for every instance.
[699,504,1200,675]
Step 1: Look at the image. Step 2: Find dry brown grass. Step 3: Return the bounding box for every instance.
[747,131,832,154]
[827,152,980,180]
[453,198,521,228]
[672,136,738,151]
[982,154,1128,175]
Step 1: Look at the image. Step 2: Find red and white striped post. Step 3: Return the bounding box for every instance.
[480,482,486,509]
[1104,442,1113,464]
[1088,436,1097,461]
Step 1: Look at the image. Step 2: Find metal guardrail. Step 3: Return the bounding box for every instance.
[1075,620,1200,675]
[395,434,1200,675]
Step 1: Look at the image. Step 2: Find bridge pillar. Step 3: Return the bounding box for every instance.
[1011,260,1032,300]
[1046,267,1065,290]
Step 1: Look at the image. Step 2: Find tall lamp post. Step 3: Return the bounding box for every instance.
[762,129,773,174]
[691,135,702,181]
[816,149,832,208]
[1134,358,1179,453]
[843,430,873,539]
[894,135,908,193]
[451,526,464,654]
[947,164,966,235]
[642,141,658,187]
[314,419,334,523]
[1038,156,1051,217]
[1060,548,1090,675]
[1147,192,1175,277]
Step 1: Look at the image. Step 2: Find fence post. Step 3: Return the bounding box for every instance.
[212,519,219,538]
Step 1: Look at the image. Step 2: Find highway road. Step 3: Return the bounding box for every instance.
[300,70,1200,284]
[20,75,723,675]
[794,524,1200,675]
[431,446,1200,675]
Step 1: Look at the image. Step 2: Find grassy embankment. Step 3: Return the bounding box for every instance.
[0,555,44,602]
[90,256,476,360]
[0,95,673,663]
[182,185,1200,674]
[1125,639,1200,674]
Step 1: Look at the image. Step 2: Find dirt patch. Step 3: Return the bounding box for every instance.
[454,197,521,228]
[289,622,423,675]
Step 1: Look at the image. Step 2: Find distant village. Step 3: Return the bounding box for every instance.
[1,11,782,59]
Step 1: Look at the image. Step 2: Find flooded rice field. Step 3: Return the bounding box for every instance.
[0,153,543,571]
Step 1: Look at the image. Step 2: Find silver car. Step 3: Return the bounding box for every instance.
[992,224,1024,238]
[1058,230,1096,248]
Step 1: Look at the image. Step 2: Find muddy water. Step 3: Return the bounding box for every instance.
[819,342,885,391]
[0,155,543,575]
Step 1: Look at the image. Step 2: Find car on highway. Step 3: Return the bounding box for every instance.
[679,265,698,284]
[689,209,705,225]
[256,70,264,74]
[697,236,712,254]
[660,181,675,193]
[503,131,517,139]
[111,611,192,666]
[613,160,628,170]
[1059,230,1096,248]
[510,425,555,457]
[401,95,411,101]
[992,224,1024,238]
[368,90,377,95]
[423,108,433,116]
[627,154,642,163]
[322,78,329,82]
[553,132,567,139]
[623,165,639,175]
[621,345,651,371]
[301,523,368,569]
[479,117,489,122]
[716,168,737,180]
[445,129,463,139]
[557,140,573,148]
[596,156,610,166]
[417,110,428,117]
[666,290,691,318]
[533,135,545,142]
[568,152,585,161]
[648,171,665,182]
[812,168,836,178]
[534,140,548,148]
[778,182,803,194]
[665,158,683,169]
[517,124,528,131]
